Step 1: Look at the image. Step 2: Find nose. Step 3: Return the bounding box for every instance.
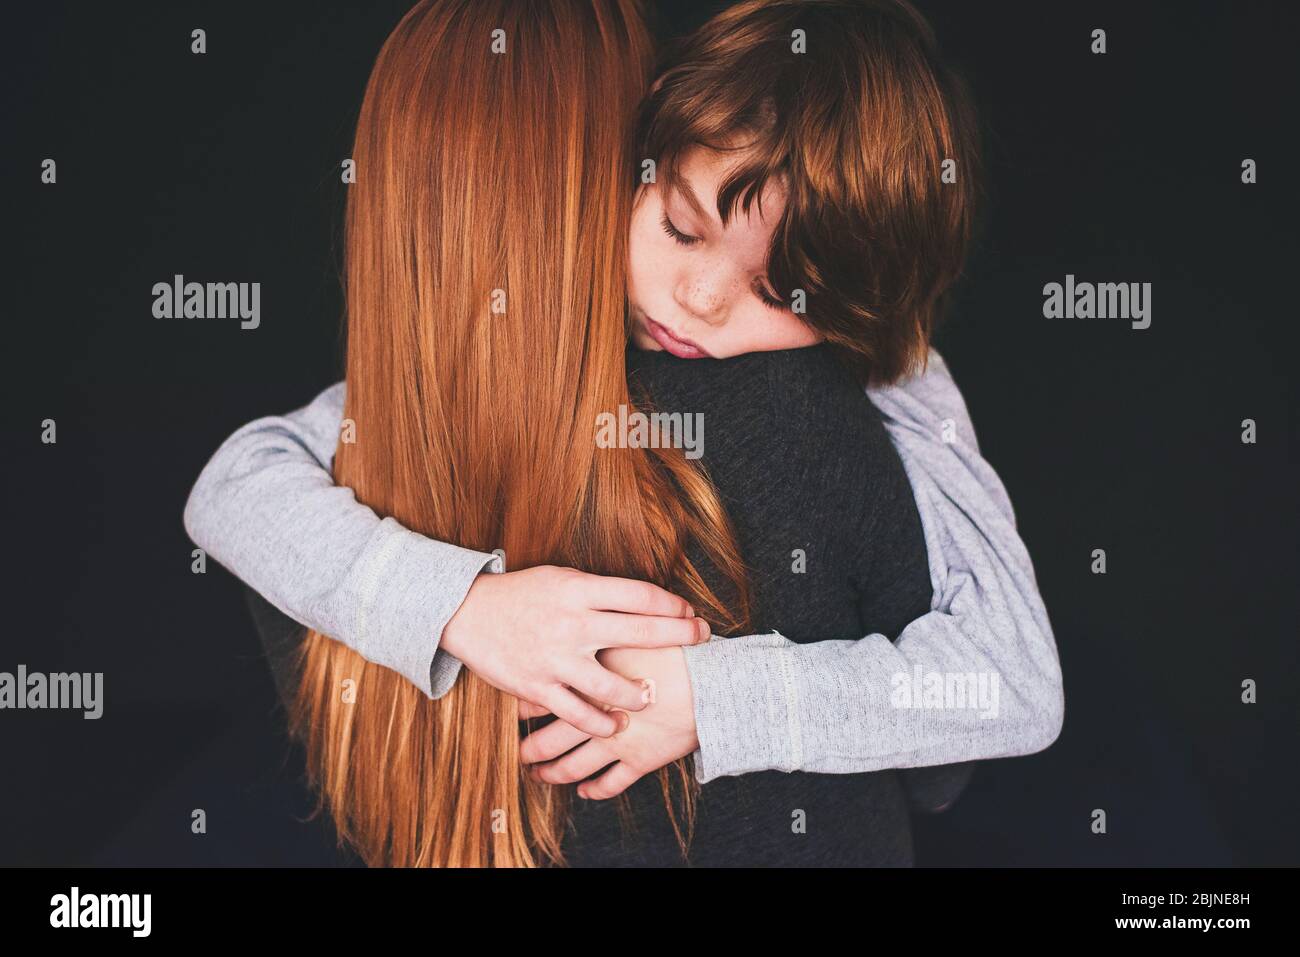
[674,266,742,326]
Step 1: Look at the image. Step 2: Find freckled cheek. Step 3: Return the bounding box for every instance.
[627,226,675,313]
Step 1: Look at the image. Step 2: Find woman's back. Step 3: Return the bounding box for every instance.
[562,343,935,866]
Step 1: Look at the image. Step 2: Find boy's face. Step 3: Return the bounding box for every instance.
[627,145,822,359]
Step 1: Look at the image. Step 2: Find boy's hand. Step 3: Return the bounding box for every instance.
[519,645,700,799]
[440,565,710,739]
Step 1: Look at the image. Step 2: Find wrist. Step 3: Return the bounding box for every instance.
[669,646,700,753]
[440,572,489,660]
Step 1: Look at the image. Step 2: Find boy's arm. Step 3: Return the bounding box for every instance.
[680,349,1065,782]
[186,354,1062,786]
[182,382,502,698]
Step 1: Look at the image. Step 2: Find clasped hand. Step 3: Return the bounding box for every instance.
[438,565,707,798]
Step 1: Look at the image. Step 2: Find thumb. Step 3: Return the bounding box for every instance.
[609,710,631,734]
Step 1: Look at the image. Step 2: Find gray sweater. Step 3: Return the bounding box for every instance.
[183,348,1064,783]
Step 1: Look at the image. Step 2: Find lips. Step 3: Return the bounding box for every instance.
[641,315,711,359]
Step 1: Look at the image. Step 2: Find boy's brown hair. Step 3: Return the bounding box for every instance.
[639,0,981,385]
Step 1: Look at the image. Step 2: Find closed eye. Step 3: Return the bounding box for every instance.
[754,280,786,310]
[660,212,701,247]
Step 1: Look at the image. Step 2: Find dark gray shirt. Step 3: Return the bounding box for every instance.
[562,343,941,867]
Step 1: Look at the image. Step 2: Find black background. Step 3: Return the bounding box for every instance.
[2,0,1296,867]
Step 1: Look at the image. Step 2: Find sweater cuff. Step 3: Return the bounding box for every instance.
[349,518,503,699]
[680,631,801,783]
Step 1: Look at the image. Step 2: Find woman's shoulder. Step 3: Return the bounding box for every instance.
[627,343,884,434]
[627,344,899,493]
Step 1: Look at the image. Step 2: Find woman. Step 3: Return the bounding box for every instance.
[291,0,753,867]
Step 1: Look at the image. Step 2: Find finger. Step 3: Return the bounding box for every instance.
[517,698,549,721]
[584,576,694,619]
[578,760,644,800]
[539,685,619,738]
[595,611,711,650]
[519,716,592,765]
[533,740,617,785]
[562,658,655,712]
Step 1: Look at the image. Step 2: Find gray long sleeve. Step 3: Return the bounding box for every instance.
[682,351,1064,781]
[182,350,1063,781]
[182,383,501,699]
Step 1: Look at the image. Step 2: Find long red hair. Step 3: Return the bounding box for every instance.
[290,0,750,867]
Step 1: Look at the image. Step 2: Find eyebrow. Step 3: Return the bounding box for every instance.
[670,176,711,224]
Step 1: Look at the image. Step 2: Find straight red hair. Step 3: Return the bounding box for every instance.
[290,0,751,867]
